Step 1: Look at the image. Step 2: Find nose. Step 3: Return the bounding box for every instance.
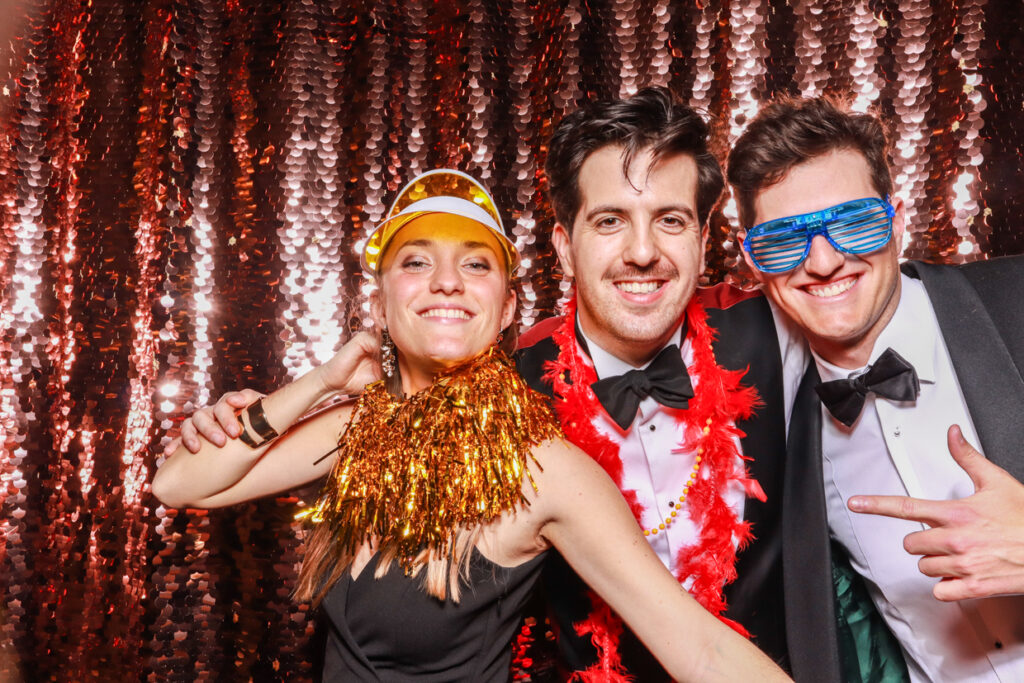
[429,257,465,294]
[802,234,845,276]
[623,225,659,268]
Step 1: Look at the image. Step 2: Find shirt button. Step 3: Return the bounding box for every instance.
[649,424,656,432]
[893,425,901,437]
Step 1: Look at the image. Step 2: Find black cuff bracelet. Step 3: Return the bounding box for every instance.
[235,414,259,448]
[236,398,278,448]
[246,398,280,442]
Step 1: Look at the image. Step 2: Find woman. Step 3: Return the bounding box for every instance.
[153,170,790,682]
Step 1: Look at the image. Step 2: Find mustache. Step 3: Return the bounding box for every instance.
[604,265,679,280]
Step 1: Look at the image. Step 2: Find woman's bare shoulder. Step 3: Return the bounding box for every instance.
[529,437,604,483]
[523,436,614,520]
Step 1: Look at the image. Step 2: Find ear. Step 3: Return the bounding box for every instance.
[736,229,767,284]
[369,287,386,330]
[551,222,575,279]
[890,195,907,247]
[500,288,517,331]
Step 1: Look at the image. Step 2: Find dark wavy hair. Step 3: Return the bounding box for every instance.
[727,96,893,229]
[544,87,724,232]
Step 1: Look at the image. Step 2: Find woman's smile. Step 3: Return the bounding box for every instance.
[418,304,475,321]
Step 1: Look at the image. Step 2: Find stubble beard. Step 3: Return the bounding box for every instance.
[576,266,689,359]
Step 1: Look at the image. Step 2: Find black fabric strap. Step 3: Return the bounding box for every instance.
[784,362,843,682]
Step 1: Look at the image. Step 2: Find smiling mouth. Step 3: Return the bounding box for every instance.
[615,281,663,295]
[805,276,857,299]
[420,308,473,320]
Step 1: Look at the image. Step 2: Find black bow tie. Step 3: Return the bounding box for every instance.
[815,347,920,428]
[591,344,694,430]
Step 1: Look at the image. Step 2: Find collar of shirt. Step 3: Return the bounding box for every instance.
[812,274,938,386]
[576,318,688,422]
[576,318,686,379]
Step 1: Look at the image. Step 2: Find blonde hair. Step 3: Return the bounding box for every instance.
[294,523,484,606]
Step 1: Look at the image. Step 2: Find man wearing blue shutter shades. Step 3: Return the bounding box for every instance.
[728,96,1024,682]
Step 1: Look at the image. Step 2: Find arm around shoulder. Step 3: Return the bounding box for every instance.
[152,331,381,509]
[151,372,353,509]
[526,439,790,682]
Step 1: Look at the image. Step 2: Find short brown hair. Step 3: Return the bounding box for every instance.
[727,96,893,229]
[544,87,724,232]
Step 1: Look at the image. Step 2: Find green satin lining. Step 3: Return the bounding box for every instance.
[832,541,909,683]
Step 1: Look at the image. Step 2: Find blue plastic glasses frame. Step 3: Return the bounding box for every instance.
[743,197,896,273]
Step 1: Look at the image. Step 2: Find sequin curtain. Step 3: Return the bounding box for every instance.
[0,0,1021,680]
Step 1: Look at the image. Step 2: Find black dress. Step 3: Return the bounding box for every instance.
[320,548,547,682]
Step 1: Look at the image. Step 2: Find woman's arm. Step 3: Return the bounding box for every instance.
[527,439,791,682]
[151,331,380,509]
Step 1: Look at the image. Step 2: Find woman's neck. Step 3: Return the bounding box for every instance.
[398,360,446,395]
[397,347,497,395]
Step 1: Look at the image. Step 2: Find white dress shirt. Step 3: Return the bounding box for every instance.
[578,322,748,579]
[813,275,1024,682]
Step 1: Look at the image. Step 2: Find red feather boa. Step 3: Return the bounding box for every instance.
[543,295,765,681]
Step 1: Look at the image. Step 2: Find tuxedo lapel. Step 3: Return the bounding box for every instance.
[707,296,789,666]
[907,262,1024,481]
[783,362,842,682]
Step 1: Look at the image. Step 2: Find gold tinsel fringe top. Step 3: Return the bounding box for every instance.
[297,347,563,571]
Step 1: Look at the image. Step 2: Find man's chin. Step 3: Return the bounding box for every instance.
[580,292,686,340]
[803,321,871,353]
[607,316,684,347]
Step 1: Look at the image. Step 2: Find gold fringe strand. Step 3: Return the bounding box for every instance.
[297,347,563,572]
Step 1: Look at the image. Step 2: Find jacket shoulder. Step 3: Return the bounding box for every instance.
[698,284,776,373]
[908,256,1024,374]
[515,317,562,397]
[697,282,766,311]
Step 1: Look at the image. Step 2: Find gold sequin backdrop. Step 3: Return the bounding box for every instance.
[0,0,1020,679]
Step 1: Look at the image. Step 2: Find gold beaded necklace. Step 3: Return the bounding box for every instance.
[642,418,710,537]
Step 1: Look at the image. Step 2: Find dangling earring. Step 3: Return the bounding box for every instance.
[495,330,504,345]
[381,328,396,377]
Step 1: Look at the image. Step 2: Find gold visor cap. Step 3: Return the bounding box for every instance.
[362,169,518,273]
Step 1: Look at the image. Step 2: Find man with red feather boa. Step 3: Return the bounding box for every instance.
[513,87,805,680]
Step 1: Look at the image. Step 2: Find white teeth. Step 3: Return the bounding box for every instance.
[808,278,856,298]
[616,281,660,294]
[422,308,471,320]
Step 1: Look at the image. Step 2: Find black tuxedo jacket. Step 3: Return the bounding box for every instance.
[784,256,1024,682]
[515,285,792,677]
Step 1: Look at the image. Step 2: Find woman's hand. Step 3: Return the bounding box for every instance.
[316,331,384,395]
[154,331,379,508]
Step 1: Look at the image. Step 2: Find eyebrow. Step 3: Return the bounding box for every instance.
[584,205,698,222]
[399,238,493,250]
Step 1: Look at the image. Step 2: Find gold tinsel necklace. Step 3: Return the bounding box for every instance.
[298,347,563,572]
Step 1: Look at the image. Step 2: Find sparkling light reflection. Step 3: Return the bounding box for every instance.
[0,2,1013,679]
